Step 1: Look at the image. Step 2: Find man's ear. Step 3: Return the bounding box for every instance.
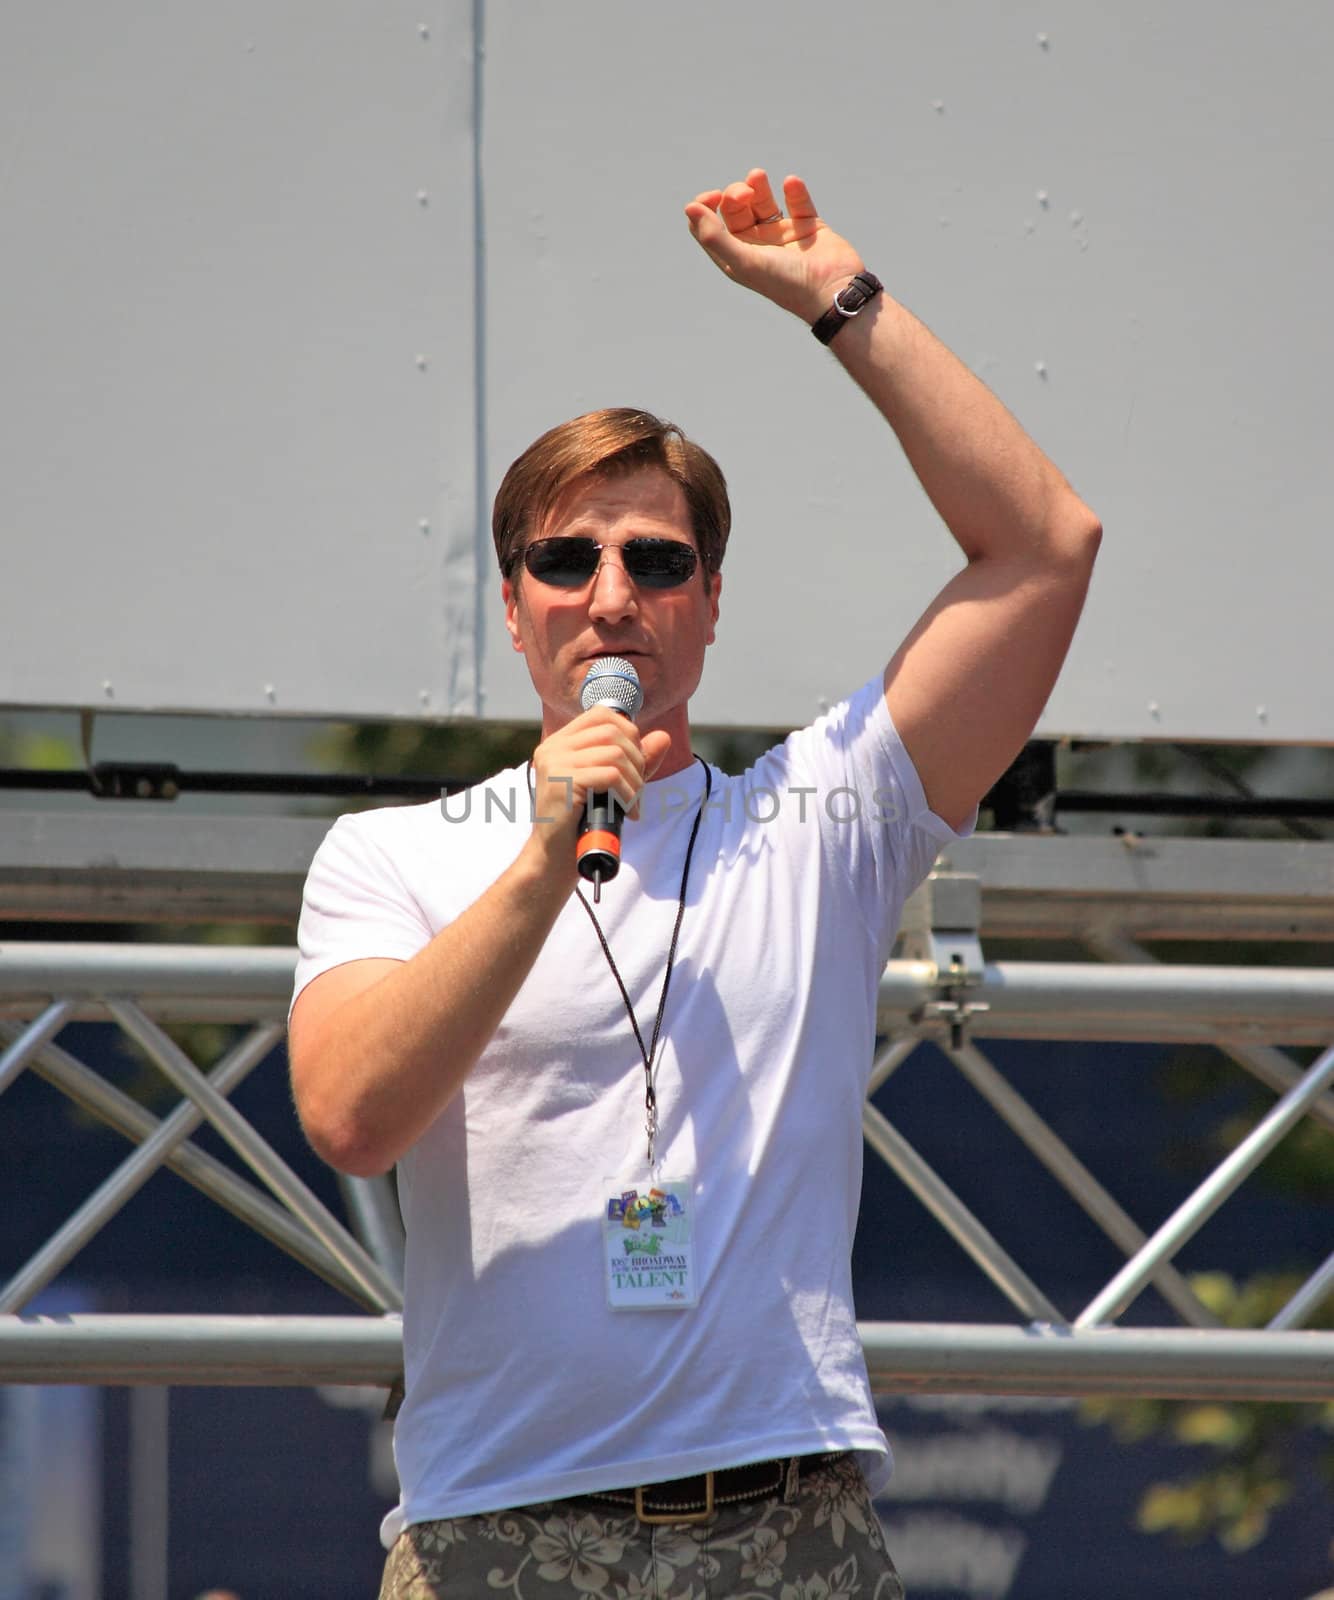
[706,570,722,645]
[502,577,525,655]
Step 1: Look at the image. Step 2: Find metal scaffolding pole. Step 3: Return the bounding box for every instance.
[1,1315,1330,1401]
[0,1314,405,1387]
[861,1102,1064,1324]
[2,1025,381,1307]
[881,960,1334,1044]
[1076,1042,1334,1327]
[107,1001,402,1313]
[0,998,75,1095]
[866,1034,919,1096]
[857,1322,1334,1402]
[3,911,1329,1395]
[2,943,1333,1041]
[0,1024,283,1314]
[128,1386,169,1600]
[337,1173,406,1288]
[0,943,295,1004]
[1268,1250,1334,1333]
[941,1037,1219,1328]
[1086,928,1334,1135]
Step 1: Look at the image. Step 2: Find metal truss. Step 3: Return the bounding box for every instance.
[1,819,1332,1399]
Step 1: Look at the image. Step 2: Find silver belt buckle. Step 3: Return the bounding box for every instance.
[634,1470,715,1525]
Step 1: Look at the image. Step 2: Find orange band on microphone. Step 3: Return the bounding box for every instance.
[576,830,622,862]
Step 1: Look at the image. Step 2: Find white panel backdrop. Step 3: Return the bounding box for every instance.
[1,2,480,721]
[3,1,1332,741]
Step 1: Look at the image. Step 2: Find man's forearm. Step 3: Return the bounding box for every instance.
[290,706,667,1177]
[290,834,576,1177]
[823,287,1096,563]
[686,169,1100,828]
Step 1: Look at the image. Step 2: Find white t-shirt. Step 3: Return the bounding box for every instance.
[293,675,971,1543]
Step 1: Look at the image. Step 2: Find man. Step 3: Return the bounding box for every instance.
[289,168,1099,1598]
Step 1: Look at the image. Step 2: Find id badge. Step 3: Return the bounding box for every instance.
[602,1176,697,1311]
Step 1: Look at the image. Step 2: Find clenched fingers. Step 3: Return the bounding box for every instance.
[531,709,649,828]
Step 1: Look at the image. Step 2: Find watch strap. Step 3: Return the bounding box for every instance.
[811,271,884,345]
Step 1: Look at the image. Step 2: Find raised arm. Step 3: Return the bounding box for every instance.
[686,168,1101,831]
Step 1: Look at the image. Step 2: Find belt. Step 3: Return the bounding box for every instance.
[586,1451,847,1525]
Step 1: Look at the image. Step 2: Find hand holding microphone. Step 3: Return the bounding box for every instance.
[526,657,670,899]
[577,656,644,901]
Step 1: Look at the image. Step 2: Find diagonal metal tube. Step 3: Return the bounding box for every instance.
[1076,1041,1334,1327]
[1268,1250,1334,1332]
[943,1038,1220,1328]
[107,1000,402,1312]
[1085,929,1334,1135]
[0,998,75,1097]
[866,1034,919,1097]
[1206,1041,1334,1136]
[5,1025,377,1308]
[862,1100,1064,1325]
[337,1174,405,1288]
[0,1025,282,1313]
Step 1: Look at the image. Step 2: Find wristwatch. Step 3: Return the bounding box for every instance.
[811,271,883,345]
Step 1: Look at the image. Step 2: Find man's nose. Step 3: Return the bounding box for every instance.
[587,550,638,620]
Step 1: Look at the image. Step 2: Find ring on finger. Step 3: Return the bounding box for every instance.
[750,210,783,226]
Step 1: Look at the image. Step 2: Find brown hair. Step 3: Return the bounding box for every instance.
[493,408,730,580]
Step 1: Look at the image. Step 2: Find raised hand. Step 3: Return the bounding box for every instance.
[684,168,866,324]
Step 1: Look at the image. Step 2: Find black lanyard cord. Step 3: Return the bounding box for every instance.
[574,758,712,1166]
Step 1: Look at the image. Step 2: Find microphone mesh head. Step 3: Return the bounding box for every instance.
[581,655,643,718]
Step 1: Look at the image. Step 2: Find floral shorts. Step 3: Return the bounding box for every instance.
[379,1453,904,1599]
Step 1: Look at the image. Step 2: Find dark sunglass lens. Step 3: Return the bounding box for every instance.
[624,540,698,587]
[523,538,599,587]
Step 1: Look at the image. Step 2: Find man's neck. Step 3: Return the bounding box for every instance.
[647,729,700,780]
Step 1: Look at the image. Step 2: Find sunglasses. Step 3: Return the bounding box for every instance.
[516,536,699,590]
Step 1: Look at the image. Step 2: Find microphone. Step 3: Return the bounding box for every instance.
[577,656,644,901]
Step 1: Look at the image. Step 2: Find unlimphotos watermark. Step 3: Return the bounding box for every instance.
[439,779,903,827]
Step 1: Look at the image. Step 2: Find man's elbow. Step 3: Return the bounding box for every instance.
[301,1110,398,1179]
[1058,499,1102,569]
[291,1072,398,1179]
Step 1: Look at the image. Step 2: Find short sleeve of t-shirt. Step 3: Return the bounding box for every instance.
[759,673,975,965]
[291,812,435,1011]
